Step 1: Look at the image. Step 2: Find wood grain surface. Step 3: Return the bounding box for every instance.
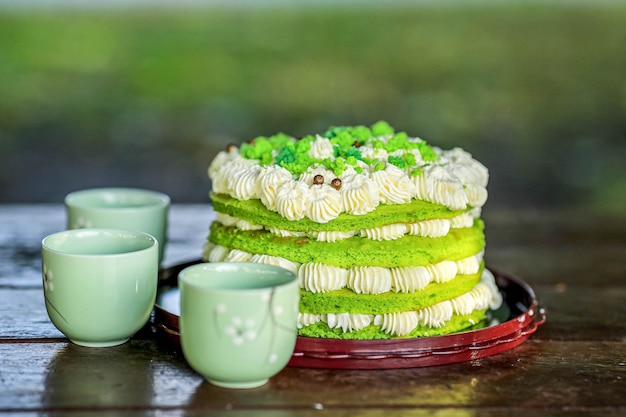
[1,204,625,415]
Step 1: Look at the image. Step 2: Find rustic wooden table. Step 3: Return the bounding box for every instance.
[1,204,625,416]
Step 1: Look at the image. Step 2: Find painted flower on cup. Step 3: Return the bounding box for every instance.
[223,316,258,346]
[43,264,54,292]
[212,289,297,365]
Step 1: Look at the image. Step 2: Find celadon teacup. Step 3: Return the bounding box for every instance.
[179,262,300,389]
[65,187,170,264]
[41,228,159,347]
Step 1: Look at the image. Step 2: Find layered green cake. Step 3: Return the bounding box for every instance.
[203,122,502,339]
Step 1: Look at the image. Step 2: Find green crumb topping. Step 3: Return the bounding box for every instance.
[240,133,294,167]
[403,152,417,167]
[275,143,297,166]
[410,167,423,177]
[345,155,359,167]
[269,132,292,149]
[414,141,438,162]
[374,161,386,172]
[328,157,347,176]
[240,137,271,160]
[384,132,408,153]
[351,125,373,141]
[296,135,314,154]
[345,146,362,160]
[387,155,405,169]
[330,131,356,150]
[371,120,395,137]
[325,125,373,143]
[237,121,442,176]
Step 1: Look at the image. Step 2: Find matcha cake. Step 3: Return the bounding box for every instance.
[203,121,502,339]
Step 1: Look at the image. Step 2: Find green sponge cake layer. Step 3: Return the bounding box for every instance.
[211,192,470,233]
[299,268,482,314]
[298,310,488,340]
[209,219,485,268]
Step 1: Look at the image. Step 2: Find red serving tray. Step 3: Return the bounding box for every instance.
[153,261,545,369]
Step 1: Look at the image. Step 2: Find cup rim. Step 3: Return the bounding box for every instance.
[42,228,158,258]
[178,262,298,294]
[65,187,170,212]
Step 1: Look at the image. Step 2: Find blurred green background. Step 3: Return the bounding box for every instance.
[1,1,625,212]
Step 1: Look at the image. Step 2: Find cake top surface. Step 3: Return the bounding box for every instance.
[237,121,437,178]
[208,122,489,223]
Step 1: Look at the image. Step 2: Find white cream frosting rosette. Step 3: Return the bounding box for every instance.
[378,311,420,336]
[208,147,239,178]
[406,219,451,238]
[417,301,455,328]
[268,227,305,238]
[227,163,262,200]
[340,173,380,215]
[211,157,259,195]
[274,179,309,221]
[249,253,301,275]
[298,263,348,293]
[304,183,342,223]
[224,249,253,262]
[215,212,238,226]
[347,266,392,295]
[425,260,458,284]
[203,242,229,263]
[325,313,375,333]
[235,219,263,231]
[443,147,489,187]
[455,252,483,275]
[358,143,389,161]
[463,183,489,208]
[311,230,356,242]
[360,224,407,241]
[297,313,322,329]
[370,164,416,205]
[413,164,469,210]
[375,299,456,334]
[256,165,294,211]
[390,266,431,293]
[450,212,475,228]
[307,135,335,159]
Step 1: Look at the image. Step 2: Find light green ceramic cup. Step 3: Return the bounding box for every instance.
[41,228,159,347]
[65,187,170,264]
[179,262,300,389]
